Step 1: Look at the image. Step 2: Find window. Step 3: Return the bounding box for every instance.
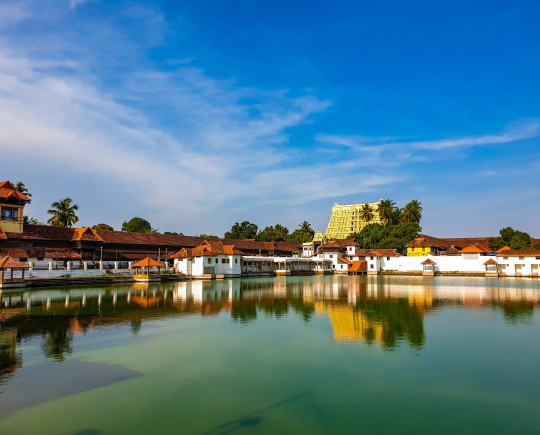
[386,257,390,261]
[503,257,508,260]
[370,256,374,260]
[208,258,212,264]
[370,264,374,269]
[227,258,230,264]
[1,207,18,220]
[519,257,524,260]
[235,258,238,264]
[37,257,44,261]
[222,258,226,264]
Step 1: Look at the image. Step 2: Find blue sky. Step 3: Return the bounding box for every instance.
[1,0,539,237]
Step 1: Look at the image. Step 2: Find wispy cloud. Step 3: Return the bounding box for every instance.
[0,2,32,27]
[70,0,89,10]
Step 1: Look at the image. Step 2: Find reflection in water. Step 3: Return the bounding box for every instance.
[1,276,539,382]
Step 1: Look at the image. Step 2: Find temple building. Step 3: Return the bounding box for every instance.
[325,201,382,239]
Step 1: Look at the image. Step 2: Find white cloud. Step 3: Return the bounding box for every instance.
[0,2,32,27]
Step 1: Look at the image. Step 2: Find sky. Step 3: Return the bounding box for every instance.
[1,0,539,237]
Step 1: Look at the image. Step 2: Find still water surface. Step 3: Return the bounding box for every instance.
[1,275,540,434]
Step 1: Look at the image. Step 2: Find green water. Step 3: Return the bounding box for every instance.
[1,275,540,434]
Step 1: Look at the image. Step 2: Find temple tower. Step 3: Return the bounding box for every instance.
[325,201,382,239]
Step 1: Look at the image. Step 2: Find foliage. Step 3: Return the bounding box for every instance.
[377,199,396,225]
[92,223,114,231]
[489,227,532,251]
[401,200,422,223]
[47,197,79,227]
[121,217,154,233]
[198,234,219,239]
[351,222,421,254]
[164,231,184,236]
[534,242,540,250]
[255,224,289,242]
[14,181,31,198]
[288,221,315,243]
[23,216,42,225]
[224,221,258,239]
[359,203,374,224]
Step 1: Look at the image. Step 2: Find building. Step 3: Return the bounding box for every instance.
[325,201,382,239]
[0,181,31,234]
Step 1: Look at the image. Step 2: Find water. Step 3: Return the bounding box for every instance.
[1,275,539,434]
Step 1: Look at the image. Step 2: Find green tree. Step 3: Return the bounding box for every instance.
[47,197,79,227]
[92,223,114,231]
[14,181,31,198]
[164,231,184,236]
[351,222,421,254]
[489,227,532,250]
[534,242,540,250]
[288,221,315,243]
[256,224,289,242]
[224,221,258,239]
[198,234,219,239]
[121,217,154,233]
[23,216,42,225]
[401,200,422,223]
[359,203,375,224]
[377,199,396,225]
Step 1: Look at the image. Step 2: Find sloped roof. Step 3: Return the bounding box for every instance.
[349,261,367,273]
[369,249,401,257]
[460,244,489,254]
[497,248,540,257]
[0,256,30,269]
[338,257,353,265]
[353,249,372,257]
[440,246,461,256]
[0,181,31,203]
[132,257,164,267]
[442,237,493,250]
[496,246,511,253]
[406,234,451,249]
[483,258,498,265]
[421,258,436,265]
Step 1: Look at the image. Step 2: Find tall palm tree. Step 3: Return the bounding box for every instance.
[401,200,422,223]
[377,199,396,225]
[47,197,79,227]
[299,221,312,233]
[359,203,374,225]
[14,181,31,198]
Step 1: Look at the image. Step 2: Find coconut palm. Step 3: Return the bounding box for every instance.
[359,203,374,224]
[401,200,422,223]
[47,197,79,227]
[14,181,31,198]
[299,221,312,233]
[377,199,396,225]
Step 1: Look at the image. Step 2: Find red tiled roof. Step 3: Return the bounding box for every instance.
[0,255,30,269]
[0,181,31,203]
[460,244,488,254]
[497,249,540,257]
[349,260,367,273]
[421,258,437,265]
[338,257,353,265]
[406,234,451,249]
[132,257,164,267]
[483,258,498,265]
[440,246,461,256]
[495,246,511,253]
[353,249,372,257]
[369,249,401,257]
[441,237,493,250]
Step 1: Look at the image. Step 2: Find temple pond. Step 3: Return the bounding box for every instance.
[1,275,540,434]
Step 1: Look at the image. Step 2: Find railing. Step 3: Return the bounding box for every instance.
[203,267,215,275]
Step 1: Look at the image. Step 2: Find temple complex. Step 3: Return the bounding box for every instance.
[325,201,382,239]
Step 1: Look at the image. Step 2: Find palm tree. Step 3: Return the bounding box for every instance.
[299,221,312,233]
[47,197,79,227]
[401,200,422,223]
[14,181,31,197]
[359,203,374,225]
[377,199,396,225]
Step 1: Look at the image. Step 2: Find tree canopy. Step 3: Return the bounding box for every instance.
[47,197,79,227]
[255,224,289,242]
[401,200,422,223]
[489,227,532,251]
[288,221,315,243]
[224,221,258,239]
[23,216,42,225]
[163,231,184,236]
[14,181,31,198]
[121,217,154,233]
[351,222,421,254]
[198,234,219,239]
[92,223,114,231]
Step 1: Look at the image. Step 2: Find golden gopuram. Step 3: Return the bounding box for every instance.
[325,201,382,239]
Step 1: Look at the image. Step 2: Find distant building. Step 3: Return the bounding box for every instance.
[325,201,382,239]
[0,181,31,234]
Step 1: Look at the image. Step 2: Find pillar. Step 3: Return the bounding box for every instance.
[67,261,71,271]
[128,262,134,270]
[114,261,119,270]
[83,262,88,270]
[99,261,103,270]
[48,262,53,271]
[28,261,33,271]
